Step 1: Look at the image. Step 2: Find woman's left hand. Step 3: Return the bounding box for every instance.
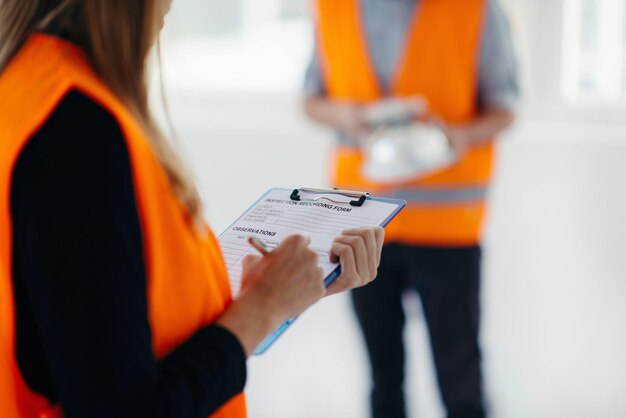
[326,227,385,296]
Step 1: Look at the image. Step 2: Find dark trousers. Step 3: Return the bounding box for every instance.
[351,244,485,418]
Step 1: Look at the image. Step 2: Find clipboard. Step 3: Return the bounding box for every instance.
[219,187,406,355]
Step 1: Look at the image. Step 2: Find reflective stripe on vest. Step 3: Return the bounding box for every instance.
[0,34,246,418]
[386,186,490,205]
[316,0,491,246]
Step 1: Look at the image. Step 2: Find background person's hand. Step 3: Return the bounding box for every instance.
[417,113,470,159]
[445,125,470,157]
[326,227,385,296]
[216,234,325,356]
[365,96,429,126]
[330,102,371,139]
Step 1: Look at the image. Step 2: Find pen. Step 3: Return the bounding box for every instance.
[247,236,270,255]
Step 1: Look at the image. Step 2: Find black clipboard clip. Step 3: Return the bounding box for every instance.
[290,187,370,207]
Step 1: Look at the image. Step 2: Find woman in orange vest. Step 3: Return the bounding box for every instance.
[304,0,519,417]
[0,1,384,417]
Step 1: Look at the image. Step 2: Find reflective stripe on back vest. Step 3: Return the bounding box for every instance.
[0,35,246,418]
[316,0,492,246]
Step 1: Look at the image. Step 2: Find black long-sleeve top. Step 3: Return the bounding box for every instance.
[9,90,247,418]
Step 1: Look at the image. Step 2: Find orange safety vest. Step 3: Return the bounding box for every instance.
[316,0,493,246]
[0,34,247,418]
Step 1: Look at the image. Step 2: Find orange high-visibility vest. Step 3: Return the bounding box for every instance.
[316,0,492,246]
[0,34,246,418]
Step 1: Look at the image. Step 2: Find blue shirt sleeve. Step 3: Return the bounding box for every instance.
[477,0,521,111]
[304,46,326,97]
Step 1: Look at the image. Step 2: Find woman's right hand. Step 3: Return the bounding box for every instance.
[216,234,326,356]
[240,234,326,321]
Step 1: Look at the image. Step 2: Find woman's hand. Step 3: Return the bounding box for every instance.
[239,234,327,321]
[217,228,384,356]
[326,227,385,296]
[216,234,325,356]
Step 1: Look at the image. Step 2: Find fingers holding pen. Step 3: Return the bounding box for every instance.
[242,253,263,274]
[241,227,384,315]
[218,233,322,357]
[278,233,312,254]
[240,233,324,318]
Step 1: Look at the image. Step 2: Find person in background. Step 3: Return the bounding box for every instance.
[304,0,520,417]
[0,1,385,417]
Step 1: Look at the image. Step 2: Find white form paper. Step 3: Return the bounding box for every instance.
[219,189,403,296]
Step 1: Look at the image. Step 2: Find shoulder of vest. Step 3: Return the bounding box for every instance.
[0,34,142,154]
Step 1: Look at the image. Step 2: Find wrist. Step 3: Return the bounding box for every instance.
[332,102,368,137]
[216,291,281,357]
[446,123,468,140]
[239,289,285,331]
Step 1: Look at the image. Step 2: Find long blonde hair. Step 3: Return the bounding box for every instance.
[0,0,203,227]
